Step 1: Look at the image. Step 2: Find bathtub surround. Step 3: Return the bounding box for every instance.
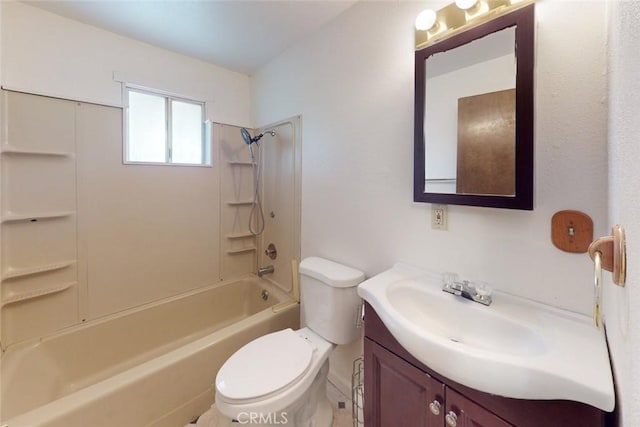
[0,92,296,425]
[219,123,261,280]
[0,1,304,336]
[219,117,301,286]
[0,4,303,426]
[255,118,303,294]
[0,91,221,343]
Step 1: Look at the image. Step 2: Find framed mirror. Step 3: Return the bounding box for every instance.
[414,4,534,210]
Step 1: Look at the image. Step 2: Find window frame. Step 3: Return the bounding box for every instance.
[123,84,209,167]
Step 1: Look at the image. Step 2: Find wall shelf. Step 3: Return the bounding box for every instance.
[225,201,254,206]
[227,161,255,166]
[226,232,255,240]
[1,281,76,307]
[226,247,257,255]
[1,260,76,282]
[1,146,74,157]
[1,211,75,223]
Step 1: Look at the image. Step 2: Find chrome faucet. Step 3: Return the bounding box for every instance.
[442,279,492,306]
[257,265,275,277]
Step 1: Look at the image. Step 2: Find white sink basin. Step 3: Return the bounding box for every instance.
[387,280,546,356]
[358,263,615,412]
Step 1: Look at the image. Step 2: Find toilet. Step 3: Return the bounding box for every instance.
[215,257,365,426]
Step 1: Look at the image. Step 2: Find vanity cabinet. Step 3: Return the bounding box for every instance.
[363,303,613,427]
[366,338,445,426]
[366,339,512,427]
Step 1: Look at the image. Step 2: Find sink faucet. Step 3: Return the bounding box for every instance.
[442,279,492,306]
[257,265,275,277]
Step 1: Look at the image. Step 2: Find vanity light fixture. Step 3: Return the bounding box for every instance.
[415,9,448,37]
[415,0,534,49]
[415,9,437,31]
[455,0,478,10]
[461,1,490,20]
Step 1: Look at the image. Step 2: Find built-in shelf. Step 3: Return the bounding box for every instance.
[1,281,76,307]
[1,260,76,281]
[226,201,254,206]
[226,247,257,255]
[226,232,255,239]
[227,161,256,166]
[1,146,74,157]
[1,211,75,224]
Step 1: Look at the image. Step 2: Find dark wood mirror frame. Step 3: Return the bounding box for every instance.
[414,4,534,210]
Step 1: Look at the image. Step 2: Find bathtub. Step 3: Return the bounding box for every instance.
[1,275,299,427]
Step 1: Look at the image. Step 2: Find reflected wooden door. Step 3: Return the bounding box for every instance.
[456,88,516,196]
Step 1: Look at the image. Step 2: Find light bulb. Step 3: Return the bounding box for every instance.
[455,0,478,10]
[415,9,437,31]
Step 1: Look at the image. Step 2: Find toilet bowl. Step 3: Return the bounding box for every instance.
[214,257,365,427]
[216,328,333,426]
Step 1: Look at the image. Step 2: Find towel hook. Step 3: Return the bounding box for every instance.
[588,225,626,287]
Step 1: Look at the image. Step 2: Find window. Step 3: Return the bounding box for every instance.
[124,86,209,165]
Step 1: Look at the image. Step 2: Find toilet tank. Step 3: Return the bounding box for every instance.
[299,257,365,345]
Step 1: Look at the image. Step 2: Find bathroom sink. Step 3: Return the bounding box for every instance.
[358,264,615,412]
[386,280,546,356]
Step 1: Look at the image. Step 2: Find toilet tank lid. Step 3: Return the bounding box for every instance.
[299,257,365,288]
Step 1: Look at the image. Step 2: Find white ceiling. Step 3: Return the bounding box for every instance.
[25,0,357,75]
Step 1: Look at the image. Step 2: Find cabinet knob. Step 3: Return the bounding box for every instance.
[445,410,458,427]
[428,399,441,415]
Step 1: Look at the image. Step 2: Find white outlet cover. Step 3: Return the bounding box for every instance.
[431,204,448,230]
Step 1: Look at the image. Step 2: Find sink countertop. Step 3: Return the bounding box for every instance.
[357,263,615,412]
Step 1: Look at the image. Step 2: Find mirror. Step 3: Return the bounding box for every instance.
[414,4,534,210]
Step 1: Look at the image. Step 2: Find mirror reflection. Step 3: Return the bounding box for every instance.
[424,27,516,196]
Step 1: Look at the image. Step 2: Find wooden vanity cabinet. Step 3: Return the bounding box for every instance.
[366,339,512,427]
[366,339,445,426]
[363,303,613,427]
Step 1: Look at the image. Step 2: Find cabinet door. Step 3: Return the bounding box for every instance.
[445,388,513,427]
[365,338,445,427]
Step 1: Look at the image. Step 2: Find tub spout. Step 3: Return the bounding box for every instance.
[257,265,275,277]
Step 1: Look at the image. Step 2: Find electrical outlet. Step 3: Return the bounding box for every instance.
[431,204,448,230]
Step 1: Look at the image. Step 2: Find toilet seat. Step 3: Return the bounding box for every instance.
[216,328,313,401]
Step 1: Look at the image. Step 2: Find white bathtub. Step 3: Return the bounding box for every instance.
[1,275,299,427]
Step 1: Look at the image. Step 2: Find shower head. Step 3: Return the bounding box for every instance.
[241,128,254,145]
[240,128,276,145]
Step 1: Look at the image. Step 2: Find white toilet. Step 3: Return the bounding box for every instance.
[215,257,365,426]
